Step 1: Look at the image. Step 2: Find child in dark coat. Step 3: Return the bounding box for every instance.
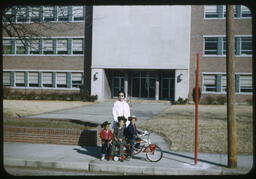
[109,116,126,162]
[99,121,113,160]
[126,115,142,160]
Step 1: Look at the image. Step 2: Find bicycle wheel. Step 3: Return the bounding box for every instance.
[146,144,163,162]
[133,145,144,155]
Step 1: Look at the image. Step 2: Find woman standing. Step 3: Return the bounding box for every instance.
[112,91,130,129]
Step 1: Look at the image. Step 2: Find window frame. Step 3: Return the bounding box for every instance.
[202,74,217,93]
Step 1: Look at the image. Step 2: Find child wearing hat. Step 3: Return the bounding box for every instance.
[109,116,127,162]
[100,121,113,160]
[126,115,143,160]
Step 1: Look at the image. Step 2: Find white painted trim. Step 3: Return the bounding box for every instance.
[3,36,84,39]
[3,54,84,57]
[3,69,83,72]
[202,72,252,75]
[202,35,252,38]
[91,66,189,70]
[9,86,80,90]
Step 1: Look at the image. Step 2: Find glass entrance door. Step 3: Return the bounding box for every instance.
[111,71,124,97]
[160,70,175,101]
[131,71,155,98]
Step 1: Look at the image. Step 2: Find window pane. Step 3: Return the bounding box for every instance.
[3,72,11,86]
[205,5,218,18]
[57,6,68,21]
[29,72,39,87]
[43,72,53,87]
[221,75,226,92]
[222,37,226,55]
[16,40,26,54]
[72,72,82,88]
[240,75,252,93]
[17,7,27,22]
[203,74,217,92]
[57,72,67,88]
[72,6,84,21]
[3,8,13,23]
[3,39,12,54]
[30,7,40,22]
[44,7,54,21]
[204,37,218,55]
[241,6,251,17]
[241,37,252,55]
[57,39,68,54]
[30,39,40,54]
[72,39,83,54]
[43,39,54,54]
[16,72,25,86]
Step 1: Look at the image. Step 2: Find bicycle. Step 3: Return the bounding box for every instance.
[123,131,163,162]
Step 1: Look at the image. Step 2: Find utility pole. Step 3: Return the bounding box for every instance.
[226,5,237,168]
[84,6,93,96]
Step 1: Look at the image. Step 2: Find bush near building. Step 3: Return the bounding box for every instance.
[3,86,97,102]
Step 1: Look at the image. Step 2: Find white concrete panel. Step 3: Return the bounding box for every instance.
[175,69,189,101]
[92,6,191,69]
[91,68,104,101]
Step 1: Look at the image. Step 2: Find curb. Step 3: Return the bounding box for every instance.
[4,158,250,175]
[4,158,89,171]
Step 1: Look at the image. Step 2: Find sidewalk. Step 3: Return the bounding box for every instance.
[3,142,253,175]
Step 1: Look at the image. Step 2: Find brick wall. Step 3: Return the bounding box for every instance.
[4,126,102,146]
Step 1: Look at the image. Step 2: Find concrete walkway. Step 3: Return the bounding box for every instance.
[29,100,169,125]
[4,142,253,175]
[4,100,254,175]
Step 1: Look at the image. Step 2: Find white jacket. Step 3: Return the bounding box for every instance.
[112,100,130,127]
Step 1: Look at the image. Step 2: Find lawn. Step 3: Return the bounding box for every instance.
[138,104,253,154]
[3,100,97,130]
[3,100,95,118]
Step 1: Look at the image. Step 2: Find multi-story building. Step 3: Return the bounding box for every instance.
[2,5,252,103]
[189,5,252,103]
[3,6,85,94]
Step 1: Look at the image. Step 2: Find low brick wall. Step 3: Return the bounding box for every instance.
[4,126,101,146]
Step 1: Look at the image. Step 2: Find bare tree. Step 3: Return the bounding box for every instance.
[2,6,85,47]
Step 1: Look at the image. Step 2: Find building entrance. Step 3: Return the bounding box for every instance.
[160,70,175,101]
[131,71,156,98]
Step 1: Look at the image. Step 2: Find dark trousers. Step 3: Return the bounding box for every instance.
[101,140,109,155]
[128,138,135,156]
[110,140,124,157]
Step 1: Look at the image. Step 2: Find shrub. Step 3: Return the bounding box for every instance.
[80,85,98,102]
[203,96,216,105]
[192,87,201,103]
[174,97,188,104]
[3,87,12,99]
[216,96,226,105]
[246,98,252,106]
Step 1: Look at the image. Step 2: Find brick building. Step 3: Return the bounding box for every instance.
[2,5,252,103]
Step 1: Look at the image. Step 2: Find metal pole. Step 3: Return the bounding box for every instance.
[195,53,199,165]
[226,5,237,168]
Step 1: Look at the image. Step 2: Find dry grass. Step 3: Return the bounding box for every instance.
[4,118,97,130]
[138,104,253,154]
[3,100,95,118]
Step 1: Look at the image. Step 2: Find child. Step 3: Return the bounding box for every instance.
[109,116,126,162]
[99,121,113,160]
[126,115,142,160]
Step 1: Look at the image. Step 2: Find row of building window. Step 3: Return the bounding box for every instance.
[202,73,252,93]
[3,6,84,23]
[204,36,252,56]
[3,38,84,55]
[3,71,83,89]
[204,5,251,19]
